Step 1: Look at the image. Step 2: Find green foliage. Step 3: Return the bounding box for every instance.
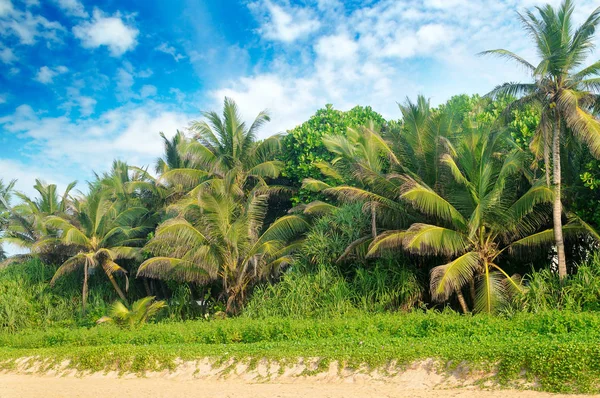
[299,203,370,271]
[0,259,119,333]
[244,261,423,318]
[243,267,356,319]
[518,253,600,313]
[97,297,167,329]
[281,105,386,204]
[3,311,600,393]
[351,261,423,311]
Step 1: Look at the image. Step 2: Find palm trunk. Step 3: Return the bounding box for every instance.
[553,112,567,280]
[143,278,152,296]
[544,127,551,187]
[371,203,377,238]
[82,261,89,313]
[107,271,128,303]
[469,279,476,304]
[456,290,469,314]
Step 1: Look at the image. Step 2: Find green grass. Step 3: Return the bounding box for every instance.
[2,311,600,393]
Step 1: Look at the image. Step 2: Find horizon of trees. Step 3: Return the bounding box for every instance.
[1,0,600,316]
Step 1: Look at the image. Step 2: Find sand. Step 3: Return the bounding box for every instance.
[0,359,598,398]
[1,374,598,398]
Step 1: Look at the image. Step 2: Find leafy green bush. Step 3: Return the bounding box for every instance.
[352,261,423,311]
[244,266,356,319]
[0,259,121,332]
[281,105,386,204]
[299,203,370,272]
[518,253,600,312]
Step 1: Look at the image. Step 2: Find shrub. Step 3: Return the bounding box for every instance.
[518,253,600,313]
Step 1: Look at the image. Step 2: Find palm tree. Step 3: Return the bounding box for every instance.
[483,0,600,279]
[137,175,308,315]
[301,97,457,257]
[0,179,16,262]
[368,125,557,313]
[155,131,189,174]
[42,187,154,311]
[185,97,284,182]
[1,179,77,265]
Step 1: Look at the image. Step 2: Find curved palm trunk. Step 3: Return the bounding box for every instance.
[106,270,128,303]
[456,290,469,314]
[553,114,567,280]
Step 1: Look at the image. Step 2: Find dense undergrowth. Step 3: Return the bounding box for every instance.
[1,311,600,393]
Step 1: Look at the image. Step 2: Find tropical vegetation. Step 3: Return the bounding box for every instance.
[1,0,600,392]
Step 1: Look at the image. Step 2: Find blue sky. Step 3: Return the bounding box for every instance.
[1,0,599,197]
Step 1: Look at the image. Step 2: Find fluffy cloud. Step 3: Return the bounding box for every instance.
[33,65,68,84]
[0,45,16,63]
[73,9,138,56]
[0,102,192,175]
[211,0,599,139]
[0,6,64,45]
[155,42,185,62]
[54,0,88,18]
[115,62,154,101]
[252,0,320,43]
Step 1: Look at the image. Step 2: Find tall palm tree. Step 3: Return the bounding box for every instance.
[153,98,283,196]
[137,175,308,315]
[41,188,154,311]
[368,125,558,313]
[186,97,283,182]
[483,0,600,279]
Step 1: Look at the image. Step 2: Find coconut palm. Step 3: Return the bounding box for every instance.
[155,131,189,174]
[1,180,77,265]
[152,98,283,196]
[301,98,457,257]
[483,0,600,279]
[137,175,308,315]
[367,124,561,313]
[41,188,154,311]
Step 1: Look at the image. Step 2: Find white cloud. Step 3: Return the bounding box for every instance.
[314,33,358,61]
[155,42,185,62]
[381,23,455,59]
[211,74,319,135]
[115,62,154,101]
[215,0,600,139]
[73,8,138,56]
[33,65,68,84]
[0,45,16,63]
[0,8,65,45]
[140,85,157,98]
[253,0,320,43]
[77,96,96,116]
[0,0,14,16]
[0,159,72,199]
[0,102,192,177]
[54,0,88,18]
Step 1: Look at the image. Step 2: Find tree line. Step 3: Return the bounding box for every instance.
[1,0,600,316]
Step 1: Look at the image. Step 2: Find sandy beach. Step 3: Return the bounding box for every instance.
[1,373,598,398]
